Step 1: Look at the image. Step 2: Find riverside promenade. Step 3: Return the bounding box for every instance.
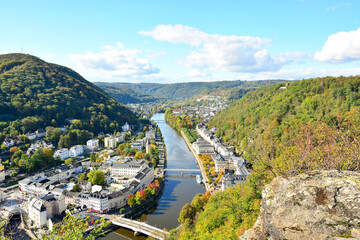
[180,130,211,192]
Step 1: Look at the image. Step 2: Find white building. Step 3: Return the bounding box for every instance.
[145,130,156,140]
[104,136,117,149]
[87,139,99,152]
[35,129,46,138]
[28,194,65,227]
[28,198,47,227]
[115,134,125,144]
[192,138,214,154]
[69,145,84,157]
[54,148,69,160]
[79,193,109,213]
[131,140,143,151]
[109,159,148,179]
[2,137,21,147]
[122,122,130,132]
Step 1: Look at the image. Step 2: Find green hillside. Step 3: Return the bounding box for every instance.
[95,82,158,103]
[95,79,287,100]
[173,76,360,239]
[210,76,360,166]
[0,53,137,138]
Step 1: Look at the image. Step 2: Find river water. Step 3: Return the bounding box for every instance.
[101,113,205,239]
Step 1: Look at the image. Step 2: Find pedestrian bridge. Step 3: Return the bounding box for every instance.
[112,217,170,240]
[164,168,201,172]
[152,120,166,123]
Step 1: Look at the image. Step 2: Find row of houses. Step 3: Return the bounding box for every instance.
[54,145,86,160]
[195,123,249,191]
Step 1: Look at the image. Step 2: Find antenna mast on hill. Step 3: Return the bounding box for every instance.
[21,47,23,53]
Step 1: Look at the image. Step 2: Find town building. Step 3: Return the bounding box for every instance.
[104,136,117,149]
[145,130,156,140]
[28,193,65,227]
[192,138,214,154]
[221,173,247,191]
[26,141,54,155]
[69,145,84,157]
[35,129,46,138]
[2,137,22,147]
[122,122,130,132]
[131,139,143,151]
[145,139,151,154]
[115,134,125,144]
[87,139,99,152]
[54,148,70,160]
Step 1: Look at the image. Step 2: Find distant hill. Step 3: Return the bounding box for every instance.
[94,80,287,101]
[0,53,137,137]
[95,82,158,104]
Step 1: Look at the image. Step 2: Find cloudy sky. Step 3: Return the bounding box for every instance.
[1,0,360,83]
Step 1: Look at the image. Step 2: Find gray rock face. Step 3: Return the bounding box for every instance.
[240,170,360,240]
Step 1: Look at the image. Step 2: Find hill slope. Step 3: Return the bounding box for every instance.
[0,53,137,137]
[95,82,158,104]
[210,76,360,164]
[95,80,287,100]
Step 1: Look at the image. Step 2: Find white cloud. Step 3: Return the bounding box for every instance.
[69,42,160,80]
[140,24,286,73]
[235,67,360,81]
[188,69,211,78]
[314,27,360,63]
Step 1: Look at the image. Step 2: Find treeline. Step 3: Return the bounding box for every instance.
[0,53,137,141]
[181,128,200,143]
[127,179,162,207]
[45,127,93,148]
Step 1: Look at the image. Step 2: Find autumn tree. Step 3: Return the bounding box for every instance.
[178,203,196,224]
[87,169,106,186]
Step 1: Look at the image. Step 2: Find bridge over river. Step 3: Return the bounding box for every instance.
[163,168,201,172]
[111,217,170,240]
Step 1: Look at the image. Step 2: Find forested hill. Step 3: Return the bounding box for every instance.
[95,82,158,104]
[0,53,137,137]
[210,75,360,169]
[95,79,287,100]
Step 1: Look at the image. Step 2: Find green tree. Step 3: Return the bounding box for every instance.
[78,173,87,181]
[134,151,144,160]
[127,194,136,208]
[137,132,145,139]
[191,193,207,212]
[87,169,106,186]
[41,148,54,165]
[178,203,196,224]
[90,153,96,162]
[72,184,81,192]
[65,158,75,165]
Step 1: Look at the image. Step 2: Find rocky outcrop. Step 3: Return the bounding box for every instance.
[240,170,360,240]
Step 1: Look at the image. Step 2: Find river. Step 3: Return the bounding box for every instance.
[101,113,205,239]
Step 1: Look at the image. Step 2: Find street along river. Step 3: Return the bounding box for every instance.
[101,113,205,239]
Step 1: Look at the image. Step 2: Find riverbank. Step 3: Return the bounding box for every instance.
[180,130,211,192]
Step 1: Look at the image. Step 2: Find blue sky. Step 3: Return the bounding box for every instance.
[1,0,360,83]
